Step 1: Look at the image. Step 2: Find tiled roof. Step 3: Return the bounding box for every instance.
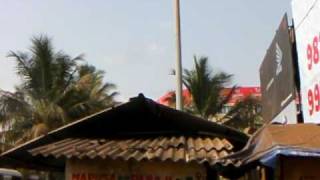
[0,95,247,170]
[29,136,233,165]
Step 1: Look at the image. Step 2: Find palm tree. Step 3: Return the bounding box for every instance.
[64,64,118,119]
[0,35,118,145]
[183,56,235,119]
[223,96,263,134]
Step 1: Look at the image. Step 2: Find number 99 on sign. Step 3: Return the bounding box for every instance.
[308,83,320,116]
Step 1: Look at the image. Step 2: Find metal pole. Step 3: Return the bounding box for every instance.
[174,0,183,110]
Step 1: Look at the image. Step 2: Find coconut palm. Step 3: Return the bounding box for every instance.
[183,56,235,119]
[223,96,263,134]
[0,35,118,145]
[63,64,118,119]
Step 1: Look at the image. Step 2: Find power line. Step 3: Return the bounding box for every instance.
[295,0,319,30]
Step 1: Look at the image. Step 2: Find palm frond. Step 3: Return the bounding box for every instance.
[183,55,234,119]
[2,35,119,144]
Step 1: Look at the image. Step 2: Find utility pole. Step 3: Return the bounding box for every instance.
[174,0,183,110]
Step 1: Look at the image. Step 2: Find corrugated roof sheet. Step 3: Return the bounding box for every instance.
[29,136,233,165]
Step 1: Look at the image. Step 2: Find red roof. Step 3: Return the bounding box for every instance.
[157,87,261,106]
[221,87,261,106]
[157,89,192,106]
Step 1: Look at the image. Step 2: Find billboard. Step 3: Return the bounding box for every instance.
[292,0,320,123]
[259,14,297,123]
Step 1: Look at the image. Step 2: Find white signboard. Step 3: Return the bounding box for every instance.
[292,0,320,123]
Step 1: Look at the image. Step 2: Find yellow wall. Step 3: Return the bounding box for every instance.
[66,159,207,180]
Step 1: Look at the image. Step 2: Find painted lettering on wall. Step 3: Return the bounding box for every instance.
[71,173,204,180]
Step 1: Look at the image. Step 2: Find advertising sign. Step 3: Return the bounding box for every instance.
[292,0,320,123]
[259,14,297,123]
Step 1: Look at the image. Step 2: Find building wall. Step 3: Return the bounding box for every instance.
[235,157,320,180]
[236,166,267,180]
[281,157,320,180]
[66,159,207,180]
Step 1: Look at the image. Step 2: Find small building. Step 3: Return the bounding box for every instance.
[0,94,248,180]
[219,123,320,180]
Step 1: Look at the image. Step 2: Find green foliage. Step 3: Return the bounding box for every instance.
[182,55,262,134]
[223,96,263,134]
[183,56,234,119]
[0,35,118,146]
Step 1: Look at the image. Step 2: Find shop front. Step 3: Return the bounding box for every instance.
[220,124,320,180]
[0,94,248,180]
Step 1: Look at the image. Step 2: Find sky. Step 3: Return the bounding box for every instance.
[0,0,292,101]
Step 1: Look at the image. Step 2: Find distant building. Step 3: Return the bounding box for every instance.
[157,87,261,114]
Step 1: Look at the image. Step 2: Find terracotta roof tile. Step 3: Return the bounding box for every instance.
[29,136,233,165]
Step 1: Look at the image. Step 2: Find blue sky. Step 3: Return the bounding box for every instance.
[0,0,292,101]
